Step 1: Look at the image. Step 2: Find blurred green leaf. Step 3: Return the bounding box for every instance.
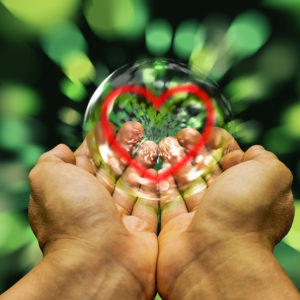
[84,0,148,40]
[58,107,82,126]
[41,22,87,65]
[173,20,205,60]
[0,211,35,257]
[18,144,45,166]
[146,19,173,55]
[0,118,32,150]
[60,78,87,102]
[263,126,298,155]
[0,84,41,116]
[1,0,80,31]
[284,200,300,252]
[281,102,300,138]
[226,10,270,59]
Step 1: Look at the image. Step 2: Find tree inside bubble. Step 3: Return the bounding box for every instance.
[83,58,232,199]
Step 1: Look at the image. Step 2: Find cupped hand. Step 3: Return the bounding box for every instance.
[157,127,296,299]
[28,121,159,300]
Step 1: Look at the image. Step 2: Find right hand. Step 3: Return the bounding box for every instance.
[157,127,296,299]
[28,121,159,300]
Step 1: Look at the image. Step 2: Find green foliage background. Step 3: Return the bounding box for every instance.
[1,0,300,295]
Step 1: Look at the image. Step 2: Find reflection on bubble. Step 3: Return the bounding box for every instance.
[83,58,232,202]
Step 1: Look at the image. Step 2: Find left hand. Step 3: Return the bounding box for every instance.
[28,121,159,300]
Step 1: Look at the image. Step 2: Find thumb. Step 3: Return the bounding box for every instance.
[37,144,76,165]
[243,145,278,163]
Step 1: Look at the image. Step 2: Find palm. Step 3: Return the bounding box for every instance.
[157,127,295,299]
[77,123,244,298]
[156,127,243,296]
[75,121,159,299]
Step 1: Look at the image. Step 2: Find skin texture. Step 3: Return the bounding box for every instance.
[1,122,299,300]
[1,121,159,300]
[157,127,300,300]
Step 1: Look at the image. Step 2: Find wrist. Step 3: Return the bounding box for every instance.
[168,231,298,300]
[42,239,146,300]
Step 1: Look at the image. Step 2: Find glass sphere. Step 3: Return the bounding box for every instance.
[83,58,232,203]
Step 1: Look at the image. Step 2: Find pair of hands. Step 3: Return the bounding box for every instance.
[2,121,298,300]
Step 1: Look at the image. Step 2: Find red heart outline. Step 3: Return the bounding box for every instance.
[100,83,214,183]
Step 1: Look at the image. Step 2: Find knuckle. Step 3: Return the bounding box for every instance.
[55,143,70,153]
[37,152,51,163]
[28,164,44,186]
[283,165,293,183]
[247,145,266,157]
[250,144,265,151]
[28,166,38,183]
[276,161,293,185]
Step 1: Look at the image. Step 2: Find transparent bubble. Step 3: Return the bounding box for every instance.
[83,58,232,203]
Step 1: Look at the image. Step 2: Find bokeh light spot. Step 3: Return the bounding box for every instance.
[84,0,148,40]
[1,0,80,31]
[41,22,87,65]
[232,120,261,144]
[225,75,270,113]
[189,45,218,77]
[146,19,173,55]
[60,78,87,102]
[125,0,148,39]
[281,102,300,138]
[18,144,45,166]
[62,52,96,84]
[0,84,41,116]
[284,201,300,252]
[58,107,82,126]
[263,126,296,154]
[173,20,205,60]
[0,4,34,39]
[0,211,34,257]
[226,11,270,58]
[0,118,32,150]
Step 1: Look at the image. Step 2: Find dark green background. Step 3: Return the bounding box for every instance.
[0,0,300,294]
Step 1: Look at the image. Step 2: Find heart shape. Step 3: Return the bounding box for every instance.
[100,83,214,182]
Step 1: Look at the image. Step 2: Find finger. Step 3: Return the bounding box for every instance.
[95,120,116,147]
[243,145,278,163]
[111,168,140,214]
[96,163,117,194]
[38,144,76,165]
[159,137,206,211]
[159,169,188,229]
[74,121,116,173]
[122,215,153,233]
[131,169,159,233]
[243,145,293,185]
[220,150,244,170]
[176,127,204,153]
[108,121,144,176]
[112,141,158,214]
[176,128,222,186]
[78,121,116,163]
[95,121,119,192]
[177,127,243,172]
[74,139,96,175]
[205,127,243,170]
[96,121,116,165]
